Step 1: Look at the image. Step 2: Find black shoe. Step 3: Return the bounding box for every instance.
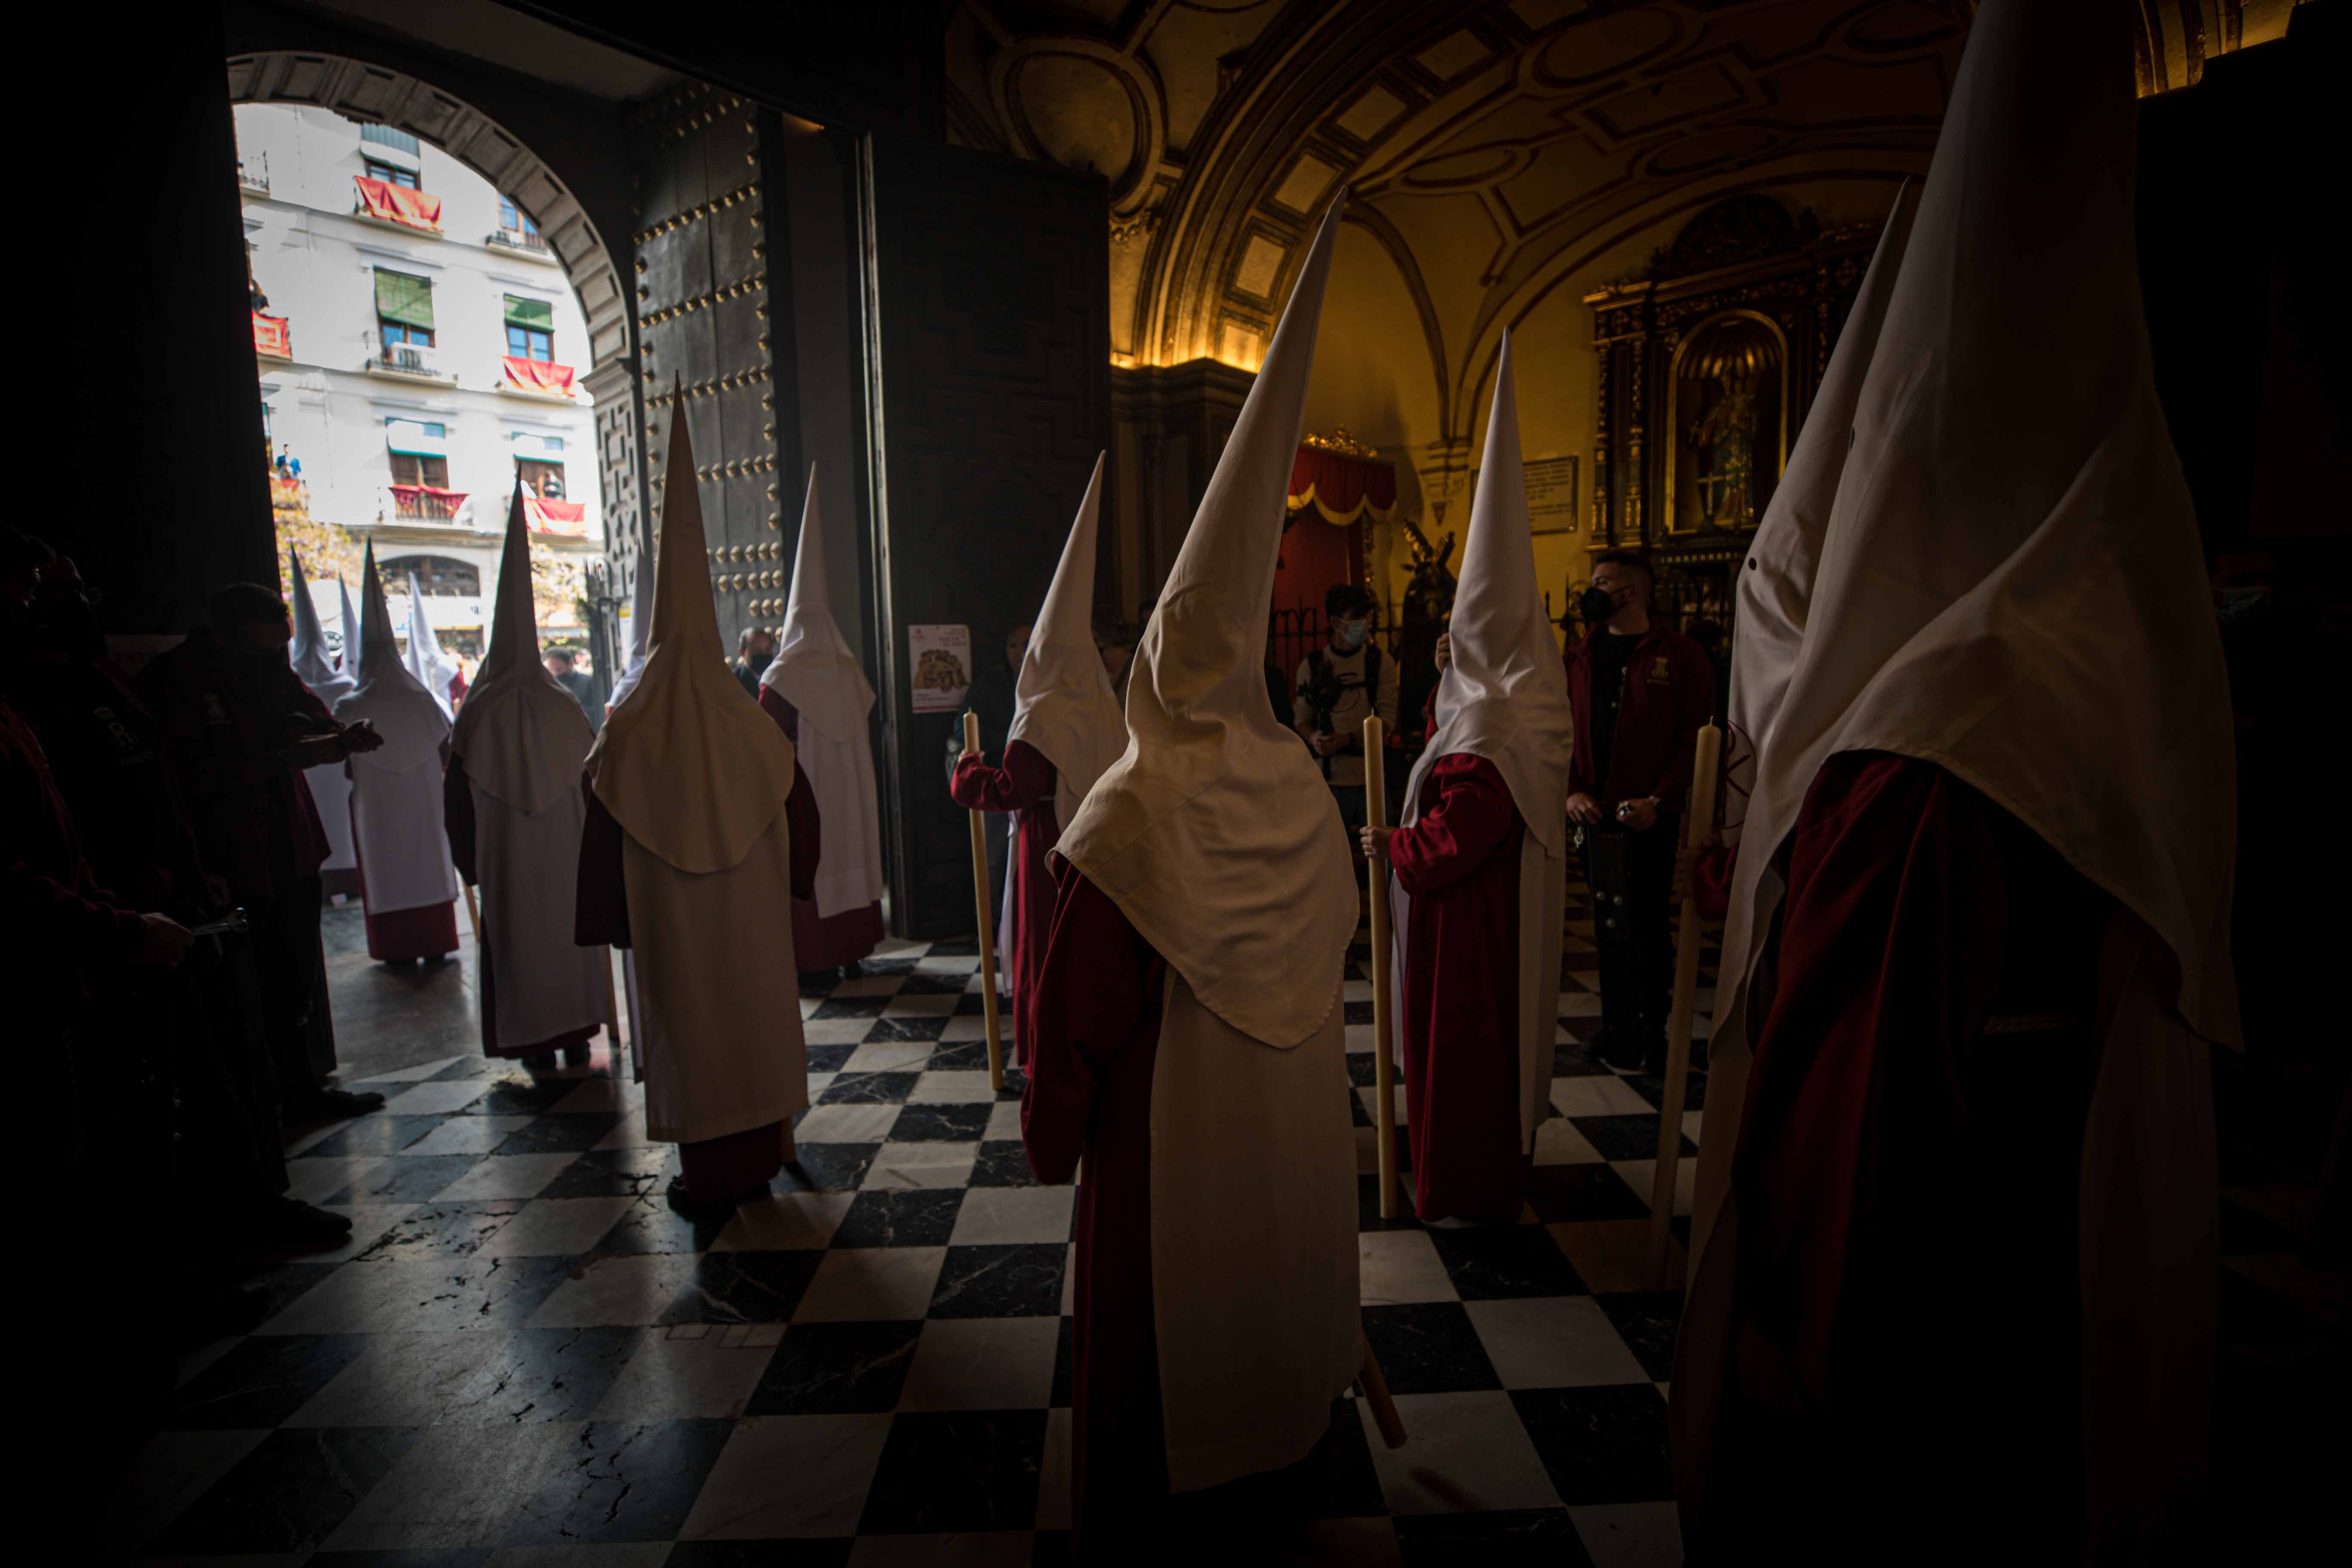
[1592,1033,1651,1074]
[665,1173,763,1218]
[561,1043,593,1066]
[254,1195,355,1251]
[839,959,864,981]
[798,969,835,993]
[522,1051,557,1071]
[286,1086,385,1123]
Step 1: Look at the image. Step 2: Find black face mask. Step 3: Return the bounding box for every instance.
[1579,585,1619,625]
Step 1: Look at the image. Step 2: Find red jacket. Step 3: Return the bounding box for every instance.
[1564,622,1717,810]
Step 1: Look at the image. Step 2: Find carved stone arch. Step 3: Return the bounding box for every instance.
[226,51,631,369]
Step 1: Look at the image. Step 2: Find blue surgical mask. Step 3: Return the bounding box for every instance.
[1334,618,1369,651]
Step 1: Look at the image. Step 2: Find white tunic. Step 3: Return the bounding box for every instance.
[348,754,457,915]
[472,779,607,1048]
[308,763,358,874]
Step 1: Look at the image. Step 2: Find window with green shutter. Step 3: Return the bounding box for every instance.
[504,294,555,362]
[375,270,435,346]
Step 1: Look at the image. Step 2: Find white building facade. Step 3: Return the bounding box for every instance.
[238,103,601,663]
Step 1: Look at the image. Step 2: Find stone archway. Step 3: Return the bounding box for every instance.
[227,51,630,368]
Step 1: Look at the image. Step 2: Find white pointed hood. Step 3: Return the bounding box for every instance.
[760,469,874,742]
[1400,332,1573,851]
[337,575,363,677]
[402,570,459,718]
[587,389,797,874]
[451,485,595,812]
[606,543,656,712]
[1058,195,1356,1050]
[287,548,352,705]
[1008,452,1126,828]
[336,542,450,770]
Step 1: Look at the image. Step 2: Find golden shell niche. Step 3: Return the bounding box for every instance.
[1666,310,1787,534]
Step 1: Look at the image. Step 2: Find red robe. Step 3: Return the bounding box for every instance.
[1026,864,1333,1554]
[574,760,822,1199]
[948,738,1057,1067]
[1387,753,1528,1222]
[757,688,884,970]
[1691,751,2103,1558]
[443,753,599,1060]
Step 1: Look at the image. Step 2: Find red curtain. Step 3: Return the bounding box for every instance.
[503,356,578,398]
[354,175,444,231]
[1288,445,1397,525]
[524,496,588,535]
[390,485,467,520]
[252,313,291,358]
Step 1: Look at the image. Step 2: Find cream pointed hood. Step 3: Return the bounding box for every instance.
[451,485,596,813]
[760,469,874,742]
[1400,332,1573,850]
[1009,452,1126,828]
[1058,196,1356,1050]
[336,542,450,770]
[606,543,656,712]
[401,570,461,719]
[287,549,352,706]
[588,391,796,874]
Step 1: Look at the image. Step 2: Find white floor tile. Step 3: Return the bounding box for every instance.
[949,1185,1074,1246]
[1357,1390,1562,1515]
[1569,1501,1685,1568]
[380,1079,500,1116]
[319,1420,582,1550]
[523,1253,704,1328]
[590,1331,775,1420]
[679,1413,894,1540]
[896,1317,1058,1410]
[984,1101,1024,1140]
[285,1330,513,1427]
[430,1153,582,1202]
[478,1197,638,1258]
[795,1103,903,1144]
[1466,1296,1651,1389]
[1550,1076,1655,1118]
[1611,1157,1694,1218]
[713,1191,858,1251]
[1358,1230,1458,1305]
[792,1246,948,1322]
[403,1116,538,1156]
[804,1017,878,1044]
[908,1070,994,1103]
[1533,1118,1606,1166]
[861,1140,979,1190]
[841,1039,937,1073]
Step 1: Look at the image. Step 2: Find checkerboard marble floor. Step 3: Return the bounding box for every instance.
[107,890,1712,1566]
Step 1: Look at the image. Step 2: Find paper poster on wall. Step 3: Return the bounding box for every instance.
[1524,455,1580,534]
[909,624,972,713]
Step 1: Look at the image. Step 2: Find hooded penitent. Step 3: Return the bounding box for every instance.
[759,469,884,919]
[1678,0,2234,1552]
[333,544,457,914]
[403,570,462,718]
[1054,193,1360,1493]
[1008,453,1126,831]
[288,550,359,876]
[450,486,608,1051]
[605,544,656,713]
[337,575,364,680]
[1390,329,1574,1151]
[585,393,807,1146]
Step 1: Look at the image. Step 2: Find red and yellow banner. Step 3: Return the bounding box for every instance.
[390,485,467,520]
[252,312,292,358]
[354,175,443,231]
[1288,444,1397,525]
[524,495,588,535]
[502,356,577,398]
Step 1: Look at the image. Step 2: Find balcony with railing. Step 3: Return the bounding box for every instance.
[365,334,451,383]
[388,485,468,522]
[353,173,442,233]
[486,223,554,260]
[237,151,269,198]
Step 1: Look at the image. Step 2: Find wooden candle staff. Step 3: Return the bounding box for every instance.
[1357,1335,1408,1449]
[1362,714,1400,1221]
[961,710,1007,1095]
[1648,721,1722,1288]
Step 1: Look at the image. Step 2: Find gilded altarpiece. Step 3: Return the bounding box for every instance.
[1585,196,1884,626]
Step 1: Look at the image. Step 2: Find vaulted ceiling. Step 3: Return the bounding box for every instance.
[944,0,2292,453]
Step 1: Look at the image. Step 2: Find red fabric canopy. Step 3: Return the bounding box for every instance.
[524,495,588,535]
[252,313,291,358]
[354,175,443,231]
[390,485,466,520]
[1288,444,1396,525]
[503,357,577,398]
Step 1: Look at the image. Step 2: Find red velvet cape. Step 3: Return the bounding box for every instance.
[949,738,1059,1068]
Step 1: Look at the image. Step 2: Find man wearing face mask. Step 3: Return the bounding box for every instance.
[1294,582,1400,858]
[1563,551,1715,1072]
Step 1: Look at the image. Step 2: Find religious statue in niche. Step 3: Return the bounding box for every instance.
[1670,312,1785,533]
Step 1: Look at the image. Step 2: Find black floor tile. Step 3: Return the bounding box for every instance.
[1593,1291,1682,1383]
[1358,1172,1423,1231]
[353,1200,528,1260]
[1552,1040,1614,1077]
[890,1102,992,1142]
[248,1259,342,1324]
[970,1141,1043,1188]
[805,1043,858,1073]
[662,1250,825,1325]
[833,1187,966,1248]
[864,1016,951,1042]
[1344,999,1375,1026]
[539,1148,676,1199]
[813,996,889,1019]
[1426,1225,1586,1300]
[492,1115,622,1155]
[898,971,971,995]
[745,1320,923,1415]
[150,1425,420,1554]
[857,1409,1047,1533]
[1361,1302,1501,1395]
[1567,1113,1693,1161]
[164,1333,369,1429]
[301,1115,447,1157]
[469,1080,581,1117]
[593,1197,736,1256]
[1512,1384,1673,1504]
[449,1325,646,1421]
[500,1417,735,1543]
[322,1154,488,1204]
[775,1142,880,1193]
[1524,1164,1649,1224]
[1621,1070,1707,1112]
[929,1243,1066,1318]
[1346,1052,1384,1087]
[1392,1507,1591,1566]
[819,1071,921,1105]
[927,1041,996,1072]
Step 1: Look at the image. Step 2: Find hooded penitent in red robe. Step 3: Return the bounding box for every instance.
[1381,331,1571,1224]
[947,739,1054,1064]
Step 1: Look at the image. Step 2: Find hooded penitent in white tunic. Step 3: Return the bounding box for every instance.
[588,400,808,1147]
[605,547,655,714]
[334,546,458,916]
[1676,2,2236,1553]
[286,549,358,878]
[1389,330,1574,1154]
[759,470,884,921]
[403,570,462,718]
[1057,193,1360,1493]
[450,487,611,1052]
[1011,453,1126,833]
